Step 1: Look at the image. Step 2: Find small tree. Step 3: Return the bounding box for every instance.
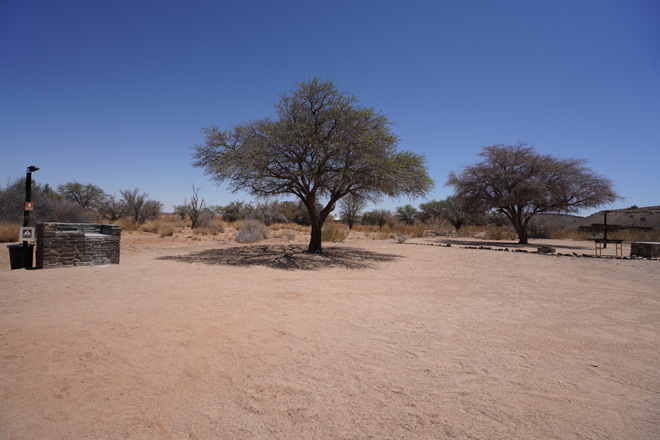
[175,184,208,229]
[141,200,163,224]
[57,181,107,211]
[447,143,620,244]
[420,197,472,231]
[193,78,433,252]
[219,200,253,223]
[251,200,288,226]
[98,194,123,222]
[361,209,394,231]
[339,194,366,229]
[120,188,162,224]
[395,204,419,225]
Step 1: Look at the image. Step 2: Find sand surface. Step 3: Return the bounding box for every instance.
[1,232,659,439]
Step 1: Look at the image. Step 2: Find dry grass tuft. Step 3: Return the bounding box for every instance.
[117,218,139,232]
[274,229,297,241]
[370,232,392,240]
[159,224,176,237]
[486,227,516,240]
[405,224,427,238]
[322,224,349,242]
[352,224,378,234]
[271,222,311,233]
[0,223,20,243]
[193,225,224,236]
[140,220,162,234]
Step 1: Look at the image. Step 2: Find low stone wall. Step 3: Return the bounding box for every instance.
[36,223,121,269]
[631,242,660,258]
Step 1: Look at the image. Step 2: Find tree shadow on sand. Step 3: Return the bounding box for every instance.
[159,244,401,270]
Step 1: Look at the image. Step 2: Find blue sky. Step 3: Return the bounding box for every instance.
[1,0,658,215]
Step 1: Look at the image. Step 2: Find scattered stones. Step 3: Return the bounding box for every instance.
[407,240,658,262]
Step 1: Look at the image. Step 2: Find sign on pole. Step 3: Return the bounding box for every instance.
[20,227,35,242]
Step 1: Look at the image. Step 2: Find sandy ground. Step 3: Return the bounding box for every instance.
[1,231,659,439]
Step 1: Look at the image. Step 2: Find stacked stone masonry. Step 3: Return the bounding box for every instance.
[630,242,660,258]
[36,223,121,269]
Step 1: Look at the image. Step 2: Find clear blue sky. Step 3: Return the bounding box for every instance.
[1,0,658,215]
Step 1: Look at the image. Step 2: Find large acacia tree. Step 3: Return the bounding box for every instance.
[193,78,434,252]
[447,143,620,244]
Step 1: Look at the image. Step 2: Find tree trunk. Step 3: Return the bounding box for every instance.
[513,217,529,244]
[308,219,323,253]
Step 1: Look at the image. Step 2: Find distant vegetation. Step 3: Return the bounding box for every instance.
[0,141,655,245]
[0,177,163,241]
[2,175,658,244]
[447,143,620,244]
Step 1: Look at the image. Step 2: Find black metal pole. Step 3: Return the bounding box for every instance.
[23,166,38,269]
[603,212,608,249]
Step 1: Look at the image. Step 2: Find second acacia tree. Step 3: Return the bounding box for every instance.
[193,78,433,253]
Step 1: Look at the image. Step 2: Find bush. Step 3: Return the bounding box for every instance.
[234,219,269,243]
[486,226,515,240]
[193,224,224,236]
[321,224,349,242]
[527,219,552,239]
[0,223,20,243]
[394,231,409,244]
[273,227,296,241]
[117,217,139,232]
[219,200,254,223]
[251,200,289,226]
[392,223,425,243]
[0,178,98,225]
[405,224,427,238]
[159,224,176,237]
[140,220,162,233]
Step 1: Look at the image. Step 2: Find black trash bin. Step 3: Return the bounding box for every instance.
[7,243,34,270]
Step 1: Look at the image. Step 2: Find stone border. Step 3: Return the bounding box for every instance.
[402,242,660,261]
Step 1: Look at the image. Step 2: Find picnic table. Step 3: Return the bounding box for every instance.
[592,238,624,257]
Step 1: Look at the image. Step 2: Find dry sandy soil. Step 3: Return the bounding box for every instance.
[1,230,659,439]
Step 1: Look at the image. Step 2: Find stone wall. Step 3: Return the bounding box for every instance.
[36,223,121,269]
[631,242,660,258]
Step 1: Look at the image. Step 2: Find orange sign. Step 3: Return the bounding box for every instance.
[25,202,34,211]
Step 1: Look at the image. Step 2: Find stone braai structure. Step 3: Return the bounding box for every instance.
[36,223,121,269]
[631,242,660,258]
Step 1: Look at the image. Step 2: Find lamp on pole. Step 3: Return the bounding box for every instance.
[23,165,39,268]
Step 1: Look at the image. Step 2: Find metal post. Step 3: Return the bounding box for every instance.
[603,211,608,249]
[23,166,38,269]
